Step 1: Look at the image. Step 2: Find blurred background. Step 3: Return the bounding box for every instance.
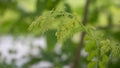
[0,0,120,68]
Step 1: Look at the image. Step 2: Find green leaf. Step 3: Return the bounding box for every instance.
[85,39,97,52]
[100,40,111,55]
[46,30,57,52]
[88,61,97,68]
[99,61,106,68]
[102,55,108,63]
[87,50,97,61]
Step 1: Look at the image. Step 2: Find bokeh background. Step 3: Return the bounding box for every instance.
[0,0,120,68]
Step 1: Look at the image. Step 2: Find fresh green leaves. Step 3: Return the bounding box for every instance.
[29,10,120,68]
[88,61,97,68]
[100,39,110,55]
[85,32,120,68]
[29,10,85,43]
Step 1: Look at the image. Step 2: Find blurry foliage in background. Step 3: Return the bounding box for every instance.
[0,0,120,68]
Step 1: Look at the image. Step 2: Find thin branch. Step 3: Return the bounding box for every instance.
[82,0,91,26]
[71,0,91,68]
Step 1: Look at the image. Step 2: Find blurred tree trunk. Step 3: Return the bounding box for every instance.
[71,0,91,68]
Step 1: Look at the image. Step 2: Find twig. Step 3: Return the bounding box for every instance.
[71,0,91,68]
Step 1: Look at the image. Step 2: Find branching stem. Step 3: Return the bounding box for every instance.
[71,0,91,68]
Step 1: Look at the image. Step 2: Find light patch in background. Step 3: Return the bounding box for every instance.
[66,0,85,9]
[31,61,53,68]
[0,35,46,67]
[17,0,36,13]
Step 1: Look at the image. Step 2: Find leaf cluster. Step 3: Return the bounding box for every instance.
[29,10,85,43]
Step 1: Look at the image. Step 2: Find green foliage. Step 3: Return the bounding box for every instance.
[88,61,97,68]
[100,40,110,55]
[29,11,56,34]
[0,62,17,68]
[46,30,57,52]
[0,0,120,68]
[85,31,120,68]
[29,9,120,68]
[29,10,85,43]
[55,14,84,42]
